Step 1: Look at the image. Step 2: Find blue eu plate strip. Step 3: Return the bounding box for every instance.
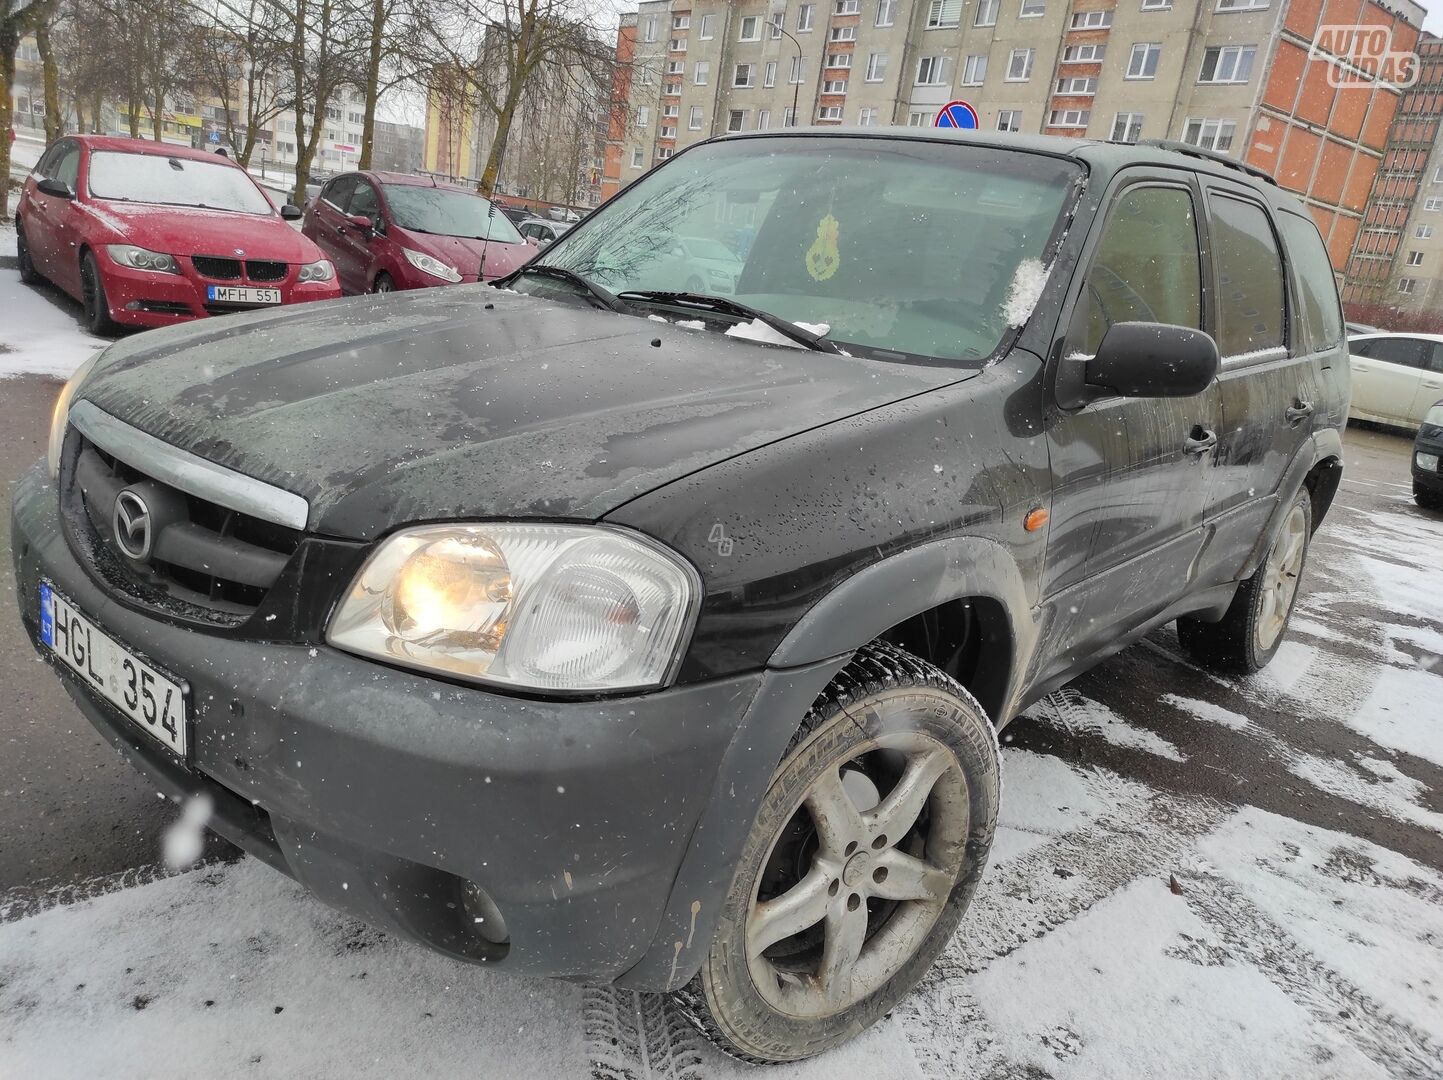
[39,582,54,647]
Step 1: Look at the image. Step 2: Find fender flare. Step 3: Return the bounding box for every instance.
[1240,428,1344,579]
[617,535,1035,991]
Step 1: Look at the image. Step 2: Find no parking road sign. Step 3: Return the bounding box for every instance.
[935,101,980,129]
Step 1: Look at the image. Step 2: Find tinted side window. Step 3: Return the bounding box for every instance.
[53,145,81,190]
[1071,185,1202,356]
[1349,338,1377,358]
[1429,343,1443,373]
[1278,212,1343,352]
[349,180,379,218]
[1210,195,1286,357]
[322,176,357,210]
[35,142,65,178]
[1368,337,1430,369]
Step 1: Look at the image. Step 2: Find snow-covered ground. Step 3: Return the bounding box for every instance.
[0,226,109,380]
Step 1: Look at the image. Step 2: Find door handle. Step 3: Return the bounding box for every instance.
[1184,428,1217,455]
[1285,400,1314,424]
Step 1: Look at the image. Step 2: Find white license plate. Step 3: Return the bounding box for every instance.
[206,285,281,305]
[40,583,188,757]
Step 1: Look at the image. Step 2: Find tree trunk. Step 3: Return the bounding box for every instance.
[151,83,163,141]
[36,18,61,139]
[358,0,383,169]
[479,93,521,196]
[91,86,101,133]
[0,28,16,219]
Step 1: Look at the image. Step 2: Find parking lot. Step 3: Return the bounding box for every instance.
[1,260,1441,1078]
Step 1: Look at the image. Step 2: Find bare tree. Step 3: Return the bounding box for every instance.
[33,8,59,137]
[192,0,291,164]
[1,0,55,216]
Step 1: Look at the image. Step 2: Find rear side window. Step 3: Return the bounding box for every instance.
[1209,195,1286,358]
[1363,337,1432,370]
[1070,185,1202,356]
[1278,212,1343,352]
[52,145,81,190]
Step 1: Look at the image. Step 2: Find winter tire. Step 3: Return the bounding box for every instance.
[79,250,117,335]
[677,640,1000,1063]
[16,221,40,285]
[1177,486,1312,674]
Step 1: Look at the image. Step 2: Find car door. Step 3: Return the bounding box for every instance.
[1409,341,1443,425]
[1195,189,1319,589]
[307,176,359,289]
[1042,173,1222,657]
[1350,336,1429,426]
[337,177,382,292]
[23,139,79,278]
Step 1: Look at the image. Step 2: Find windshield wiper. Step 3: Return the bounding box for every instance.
[512,264,629,313]
[616,291,841,354]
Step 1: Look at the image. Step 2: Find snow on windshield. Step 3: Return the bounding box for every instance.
[87,152,275,215]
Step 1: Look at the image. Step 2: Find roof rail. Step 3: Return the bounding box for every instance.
[1134,138,1278,186]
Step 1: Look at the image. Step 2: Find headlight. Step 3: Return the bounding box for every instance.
[327,524,701,693]
[47,350,107,478]
[402,247,462,283]
[105,245,179,274]
[297,259,335,283]
[1418,451,1440,472]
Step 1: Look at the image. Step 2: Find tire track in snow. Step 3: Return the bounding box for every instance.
[0,859,223,925]
[585,986,706,1080]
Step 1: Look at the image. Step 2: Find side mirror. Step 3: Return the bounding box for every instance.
[1084,322,1219,398]
[280,203,302,220]
[524,235,539,247]
[346,213,375,235]
[37,177,74,199]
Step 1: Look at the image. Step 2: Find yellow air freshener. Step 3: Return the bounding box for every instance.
[806,214,841,282]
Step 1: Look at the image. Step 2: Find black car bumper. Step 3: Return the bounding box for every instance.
[1413,442,1443,495]
[10,461,844,988]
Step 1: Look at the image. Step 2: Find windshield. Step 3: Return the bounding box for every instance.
[383,185,524,242]
[87,151,274,214]
[531,136,1079,362]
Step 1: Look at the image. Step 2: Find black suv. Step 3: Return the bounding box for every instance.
[11,130,1347,1062]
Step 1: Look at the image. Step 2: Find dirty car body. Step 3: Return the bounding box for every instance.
[11,131,1348,1014]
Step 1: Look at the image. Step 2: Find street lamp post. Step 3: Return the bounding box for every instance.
[771,20,805,127]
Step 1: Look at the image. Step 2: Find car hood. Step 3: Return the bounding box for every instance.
[85,200,321,262]
[76,287,967,539]
[395,227,530,280]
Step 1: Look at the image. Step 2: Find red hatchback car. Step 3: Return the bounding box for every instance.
[302,171,531,294]
[16,136,341,332]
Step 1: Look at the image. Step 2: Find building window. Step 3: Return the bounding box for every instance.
[641,15,657,41]
[908,110,936,126]
[1056,76,1097,94]
[758,109,771,129]
[1006,48,1035,81]
[1048,108,1090,128]
[672,14,688,29]
[1407,250,1425,266]
[858,106,879,125]
[829,25,857,40]
[1111,112,1144,142]
[827,52,852,68]
[689,105,704,129]
[1183,117,1237,152]
[770,13,784,38]
[818,105,844,120]
[694,61,710,85]
[834,0,860,12]
[727,110,747,132]
[670,37,687,51]
[824,79,848,93]
[734,63,755,87]
[657,147,673,160]
[765,61,778,87]
[1417,224,1435,239]
[1434,166,1443,183]
[784,107,799,126]
[1398,277,1418,294]
[660,125,677,138]
[876,0,897,26]
[699,14,715,39]
[997,110,1021,132]
[917,56,949,85]
[636,105,649,128]
[975,0,998,25]
[1070,10,1111,28]
[866,52,888,81]
[927,0,963,28]
[663,104,679,118]
[1020,0,1045,16]
[1427,197,1443,211]
[1217,0,1269,10]
[798,4,815,30]
[962,55,987,85]
[1127,43,1161,79]
[1199,45,1256,83]
[664,81,681,95]
[739,15,761,40]
[790,56,805,82]
[666,60,684,75]
[1062,44,1106,62]
[631,148,643,168]
[1142,0,1171,8]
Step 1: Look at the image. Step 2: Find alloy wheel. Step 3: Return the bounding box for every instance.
[1257,502,1307,651]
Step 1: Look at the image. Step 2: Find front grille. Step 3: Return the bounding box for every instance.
[65,435,302,624]
[192,256,242,280]
[246,260,287,282]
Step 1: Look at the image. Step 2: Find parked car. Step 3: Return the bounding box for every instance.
[13,131,1347,1064]
[1345,320,1381,335]
[302,171,530,293]
[546,205,581,222]
[1414,400,1443,510]
[15,135,341,332]
[496,204,531,227]
[516,217,571,249]
[1345,332,1443,431]
[632,234,745,294]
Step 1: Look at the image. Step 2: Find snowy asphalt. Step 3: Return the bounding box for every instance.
[1,271,1441,1077]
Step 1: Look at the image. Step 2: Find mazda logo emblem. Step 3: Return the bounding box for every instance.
[113,489,153,561]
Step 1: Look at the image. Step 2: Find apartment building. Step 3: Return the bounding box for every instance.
[601,0,1425,273]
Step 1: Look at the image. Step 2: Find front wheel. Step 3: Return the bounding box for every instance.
[372,272,395,294]
[678,641,1000,1063]
[79,250,117,335]
[1177,487,1312,674]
